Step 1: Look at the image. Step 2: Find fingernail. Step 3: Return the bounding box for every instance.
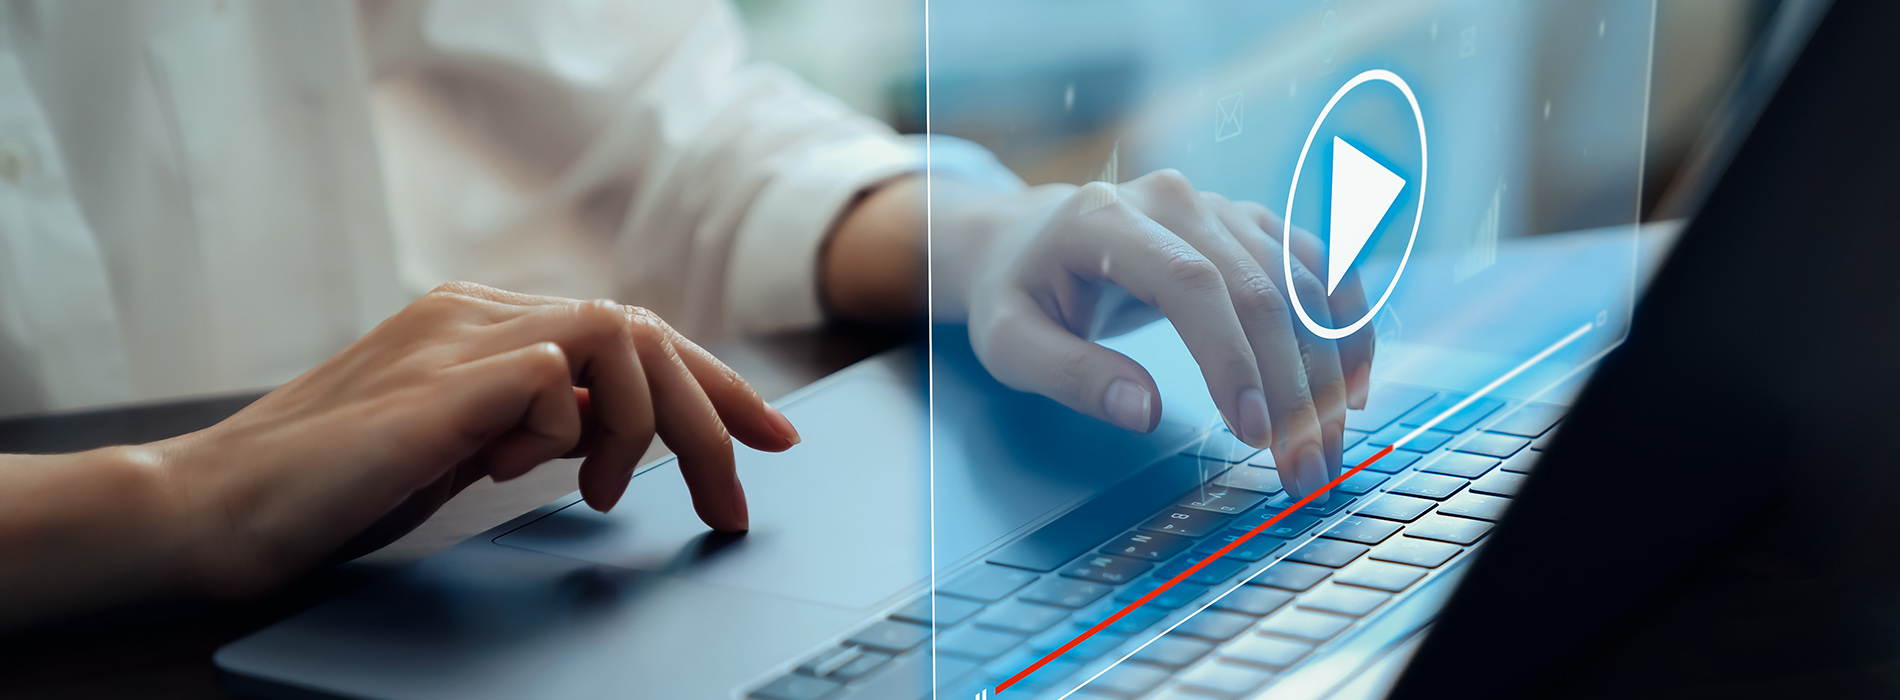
[1299,449,1329,506]
[1349,362,1371,410]
[764,403,801,446]
[1234,388,1273,449]
[1104,379,1154,432]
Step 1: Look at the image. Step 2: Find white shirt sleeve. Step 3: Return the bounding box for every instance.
[361,0,1013,337]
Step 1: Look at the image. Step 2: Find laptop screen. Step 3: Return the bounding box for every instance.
[925,1,1664,698]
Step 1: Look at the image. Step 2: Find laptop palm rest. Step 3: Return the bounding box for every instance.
[494,366,929,611]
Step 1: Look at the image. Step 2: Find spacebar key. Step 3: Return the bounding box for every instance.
[987,455,1207,572]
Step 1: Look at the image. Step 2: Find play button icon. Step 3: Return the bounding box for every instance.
[1327,137,1406,295]
[1282,69,1427,340]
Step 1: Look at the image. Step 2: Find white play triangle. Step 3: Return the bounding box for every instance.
[1326,137,1406,295]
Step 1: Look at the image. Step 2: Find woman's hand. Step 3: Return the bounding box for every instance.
[151,282,798,598]
[934,171,1376,499]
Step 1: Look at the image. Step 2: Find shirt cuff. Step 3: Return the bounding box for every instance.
[725,134,1019,335]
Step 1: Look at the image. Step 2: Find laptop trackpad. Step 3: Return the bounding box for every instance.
[494,366,927,611]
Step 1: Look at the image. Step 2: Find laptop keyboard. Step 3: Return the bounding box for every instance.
[748,386,1563,700]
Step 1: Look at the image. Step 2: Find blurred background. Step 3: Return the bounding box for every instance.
[740,0,1779,220]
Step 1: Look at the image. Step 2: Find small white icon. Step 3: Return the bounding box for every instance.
[1284,69,1427,340]
[1214,92,1244,142]
[1459,26,1477,57]
[1455,180,1502,282]
[1327,137,1407,295]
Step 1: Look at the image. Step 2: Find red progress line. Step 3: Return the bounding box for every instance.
[993,445,1396,695]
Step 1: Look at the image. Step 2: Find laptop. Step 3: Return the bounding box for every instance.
[216,0,1841,698]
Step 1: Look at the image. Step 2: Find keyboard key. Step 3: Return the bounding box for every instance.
[1389,473,1467,501]
[1173,609,1258,641]
[1179,487,1271,515]
[1530,430,1559,452]
[1131,635,1216,669]
[1368,426,1455,453]
[828,650,891,681]
[1246,561,1333,591]
[1454,433,1531,459]
[1027,626,1129,662]
[752,674,841,700]
[1336,471,1389,495]
[1115,580,1212,610]
[1258,608,1354,643]
[1370,538,1461,568]
[974,600,1069,635]
[1141,508,1231,538]
[1100,531,1193,561]
[1343,446,1420,474]
[1063,555,1153,584]
[987,455,1207,572]
[1074,599,1169,635]
[1286,540,1369,568]
[1343,429,1370,451]
[1437,492,1512,522]
[890,595,984,627]
[846,619,934,654]
[1321,516,1402,545]
[1152,556,1250,585]
[845,649,977,699]
[1183,430,1260,463]
[1192,529,1286,562]
[1501,451,1539,473]
[1356,494,1436,522]
[1401,395,1504,433]
[1262,492,1358,517]
[1177,661,1274,698]
[1486,403,1565,437]
[1214,465,1283,494]
[983,650,1080,692]
[797,645,864,678]
[940,565,1039,602]
[1299,584,1392,617]
[1421,453,1499,479]
[1220,634,1315,670]
[1346,386,1437,432]
[937,626,1026,660]
[1334,561,1429,592]
[1233,510,1322,538]
[1019,577,1114,609]
[1080,662,1170,697]
[1211,586,1294,616]
[1469,470,1527,497]
[1405,515,1495,545]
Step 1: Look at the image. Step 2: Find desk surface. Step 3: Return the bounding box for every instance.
[0,327,907,700]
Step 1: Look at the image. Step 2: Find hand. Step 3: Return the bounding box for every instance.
[935,171,1375,499]
[153,282,799,596]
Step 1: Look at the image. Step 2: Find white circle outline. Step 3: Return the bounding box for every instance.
[1283,69,1427,340]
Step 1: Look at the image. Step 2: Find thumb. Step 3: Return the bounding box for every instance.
[972,295,1162,433]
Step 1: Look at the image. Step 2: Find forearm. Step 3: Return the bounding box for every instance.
[823,175,1059,324]
[0,445,198,628]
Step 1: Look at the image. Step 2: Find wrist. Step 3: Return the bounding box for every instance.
[930,181,1073,321]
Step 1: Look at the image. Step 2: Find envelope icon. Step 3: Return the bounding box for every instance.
[1214,92,1244,142]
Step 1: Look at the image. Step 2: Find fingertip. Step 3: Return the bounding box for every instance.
[1104,378,1158,433]
[764,403,801,447]
[1233,388,1273,449]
